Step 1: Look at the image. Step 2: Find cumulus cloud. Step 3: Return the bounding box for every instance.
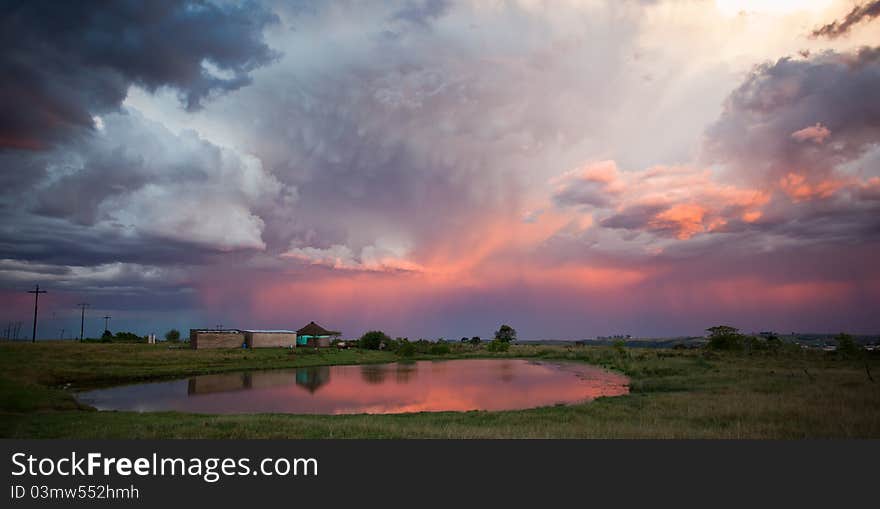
[0,0,278,149]
[566,47,880,243]
[190,0,652,269]
[705,48,880,186]
[812,1,880,39]
[693,47,880,242]
[42,109,289,250]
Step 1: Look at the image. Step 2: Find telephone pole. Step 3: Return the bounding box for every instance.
[27,285,47,343]
[77,303,89,341]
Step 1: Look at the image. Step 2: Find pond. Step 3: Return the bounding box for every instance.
[75,359,629,415]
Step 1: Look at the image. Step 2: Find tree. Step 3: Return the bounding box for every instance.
[835,333,861,357]
[706,325,744,351]
[469,336,482,345]
[359,330,391,350]
[495,324,517,343]
[165,329,181,342]
[706,325,739,337]
[101,330,113,339]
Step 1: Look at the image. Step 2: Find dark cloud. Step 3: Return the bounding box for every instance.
[600,204,666,232]
[554,184,616,208]
[705,48,880,185]
[0,106,295,292]
[0,210,231,269]
[812,1,880,39]
[0,0,278,149]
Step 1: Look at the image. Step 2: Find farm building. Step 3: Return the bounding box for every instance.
[296,321,341,347]
[190,329,245,349]
[243,330,297,348]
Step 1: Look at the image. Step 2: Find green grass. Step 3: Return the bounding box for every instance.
[1,341,878,438]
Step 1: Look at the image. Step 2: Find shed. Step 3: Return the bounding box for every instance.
[243,329,297,348]
[296,321,341,347]
[190,329,245,349]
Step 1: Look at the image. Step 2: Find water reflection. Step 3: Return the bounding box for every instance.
[395,362,417,384]
[295,366,330,394]
[77,359,629,415]
[360,364,388,385]
[185,367,333,395]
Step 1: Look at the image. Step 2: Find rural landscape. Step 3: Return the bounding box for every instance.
[2,1,880,441]
[2,325,879,438]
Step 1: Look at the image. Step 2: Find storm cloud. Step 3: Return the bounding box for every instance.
[812,0,880,38]
[0,0,278,149]
[2,1,879,339]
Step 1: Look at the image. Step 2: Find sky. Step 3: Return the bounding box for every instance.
[1,0,879,340]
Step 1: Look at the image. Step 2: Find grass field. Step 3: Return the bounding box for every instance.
[1,341,878,438]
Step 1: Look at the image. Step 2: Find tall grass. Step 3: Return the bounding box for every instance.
[1,341,878,438]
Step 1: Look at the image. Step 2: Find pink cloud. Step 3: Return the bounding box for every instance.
[790,123,831,144]
[779,172,843,201]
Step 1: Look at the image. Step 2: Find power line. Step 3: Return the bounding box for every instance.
[26,284,47,343]
[77,303,89,341]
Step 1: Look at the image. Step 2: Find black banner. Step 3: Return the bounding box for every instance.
[2,440,877,507]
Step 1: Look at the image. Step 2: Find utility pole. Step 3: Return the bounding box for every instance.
[27,285,47,343]
[103,315,111,333]
[77,303,89,341]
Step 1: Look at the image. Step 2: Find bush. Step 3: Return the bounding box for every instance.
[114,331,143,342]
[359,330,391,350]
[430,342,451,355]
[486,339,510,352]
[411,339,433,354]
[765,334,782,351]
[708,334,744,351]
[398,342,416,357]
[744,335,769,352]
[165,329,181,342]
